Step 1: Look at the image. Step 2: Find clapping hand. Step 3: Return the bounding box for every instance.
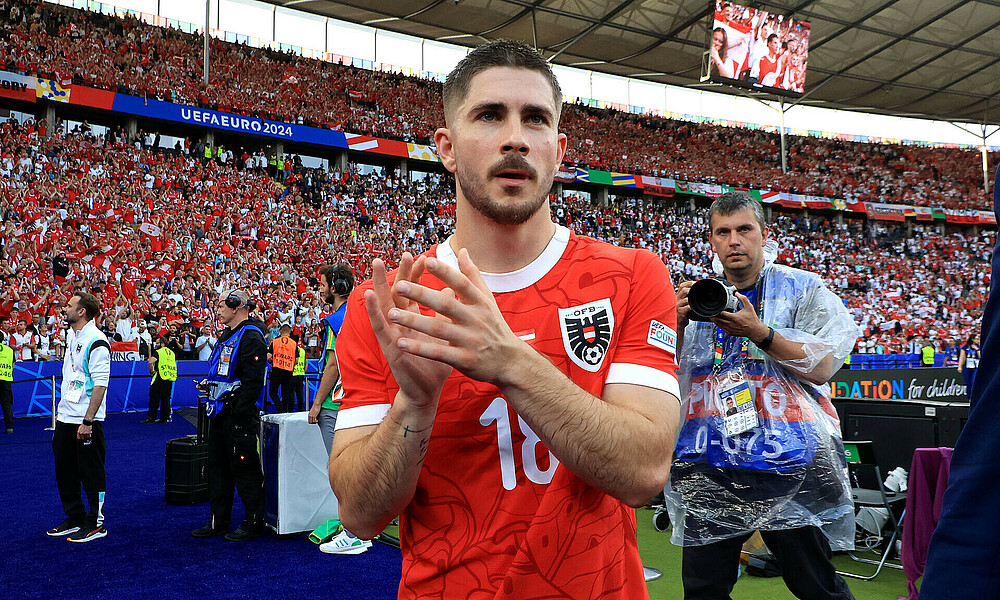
[364,253,453,409]
[385,249,523,387]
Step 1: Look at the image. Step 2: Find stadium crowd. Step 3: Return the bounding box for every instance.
[1,0,996,210]
[0,109,990,361]
[0,113,458,359]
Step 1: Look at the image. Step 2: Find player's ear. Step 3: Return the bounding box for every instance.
[434,128,457,174]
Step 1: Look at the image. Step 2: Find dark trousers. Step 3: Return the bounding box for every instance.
[290,375,305,412]
[52,420,107,528]
[963,368,978,407]
[147,379,174,421]
[682,527,854,600]
[0,380,12,429]
[206,411,265,528]
[268,371,295,413]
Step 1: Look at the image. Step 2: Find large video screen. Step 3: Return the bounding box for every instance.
[706,1,811,95]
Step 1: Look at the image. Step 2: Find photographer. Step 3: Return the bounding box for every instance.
[663,192,859,600]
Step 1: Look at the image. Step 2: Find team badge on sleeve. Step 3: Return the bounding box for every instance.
[647,320,676,355]
[559,299,614,372]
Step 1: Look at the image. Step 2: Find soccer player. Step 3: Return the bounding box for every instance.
[329,40,681,599]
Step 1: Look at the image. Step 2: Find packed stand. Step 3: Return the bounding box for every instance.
[0,110,990,361]
[0,115,456,360]
[1,0,997,210]
[549,194,991,355]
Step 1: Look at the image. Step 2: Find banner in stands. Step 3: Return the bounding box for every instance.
[641,176,676,197]
[108,94,350,148]
[12,360,324,419]
[829,367,967,402]
[555,166,580,183]
[866,202,907,222]
[36,78,71,102]
[0,72,36,103]
[110,340,139,361]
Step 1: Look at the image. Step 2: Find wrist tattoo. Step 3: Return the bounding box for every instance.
[387,412,429,438]
[401,424,429,438]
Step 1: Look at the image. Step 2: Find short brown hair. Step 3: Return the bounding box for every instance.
[319,262,355,297]
[442,39,562,123]
[73,292,101,320]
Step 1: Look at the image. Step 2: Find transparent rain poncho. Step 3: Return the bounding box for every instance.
[664,254,862,551]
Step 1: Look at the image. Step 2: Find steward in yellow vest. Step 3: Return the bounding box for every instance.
[290,335,306,412]
[921,343,936,367]
[143,337,176,423]
[0,342,14,433]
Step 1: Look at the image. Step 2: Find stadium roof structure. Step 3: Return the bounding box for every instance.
[260,0,1000,127]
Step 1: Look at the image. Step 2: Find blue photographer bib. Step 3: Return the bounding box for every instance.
[205,324,266,418]
[674,285,819,472]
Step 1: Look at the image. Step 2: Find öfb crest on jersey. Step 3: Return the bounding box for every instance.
[559,298,615,372]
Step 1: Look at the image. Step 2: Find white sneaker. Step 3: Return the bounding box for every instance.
[319,530,373,555]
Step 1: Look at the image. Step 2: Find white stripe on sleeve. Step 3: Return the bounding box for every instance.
[605,363,680,399]
[334,403,391,431]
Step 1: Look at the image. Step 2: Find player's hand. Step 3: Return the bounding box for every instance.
[676,280,694,330]
[77,423,92,441]
[364,253,452,409]
[388,249,524,386]
[712,292,769,342]
[307,403,321,424]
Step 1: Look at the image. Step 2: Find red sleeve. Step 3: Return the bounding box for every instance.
[604,249,680,399]
[334,281,399,430]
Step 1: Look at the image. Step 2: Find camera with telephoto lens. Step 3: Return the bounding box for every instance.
[687,278,739,321]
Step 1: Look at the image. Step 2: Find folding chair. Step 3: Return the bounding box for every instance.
[837,440,907,580]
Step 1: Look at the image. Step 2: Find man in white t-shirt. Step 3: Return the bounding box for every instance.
[195,327,217,361]
[115,308,135,342]
[12,320,36,362]
[276,302,295,328]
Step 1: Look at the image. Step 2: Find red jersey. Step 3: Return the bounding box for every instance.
[337,227,679,600]
[757,53,781,85]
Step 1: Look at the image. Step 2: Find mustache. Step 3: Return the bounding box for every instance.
[488,155,537,180]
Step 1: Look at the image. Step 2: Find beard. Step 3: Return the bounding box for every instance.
[323,291,336,304]
[456,154,551,226]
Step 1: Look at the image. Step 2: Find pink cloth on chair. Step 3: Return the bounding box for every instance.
[901,447,953,600]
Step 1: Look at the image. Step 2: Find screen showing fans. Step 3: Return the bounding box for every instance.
[707,1,811,95]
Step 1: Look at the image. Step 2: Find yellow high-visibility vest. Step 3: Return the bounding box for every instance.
[921,345,935,366]
[292,347,306,376]
[154,347,177,382]
[0,344,13,381]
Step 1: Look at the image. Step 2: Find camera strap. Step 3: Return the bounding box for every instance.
[712,276,765,368]
[711,276,766,438]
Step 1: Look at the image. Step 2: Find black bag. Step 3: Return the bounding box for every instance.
[745,554,782,578]
[164,436,208,505]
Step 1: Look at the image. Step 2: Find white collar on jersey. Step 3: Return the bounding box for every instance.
[436,224,570,293]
